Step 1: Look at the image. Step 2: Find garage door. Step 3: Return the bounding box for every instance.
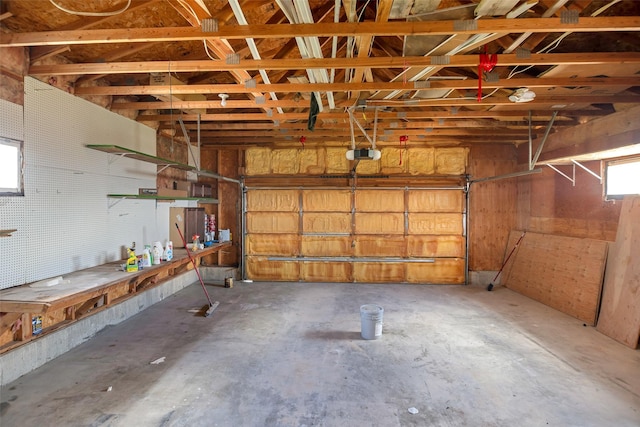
[244,185,466,284]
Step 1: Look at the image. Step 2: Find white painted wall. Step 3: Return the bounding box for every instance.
[0,77,178,289]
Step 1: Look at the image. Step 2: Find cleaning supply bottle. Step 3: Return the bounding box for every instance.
[164,240,173,261]
[152,242,162,264]
[141,246,152,267]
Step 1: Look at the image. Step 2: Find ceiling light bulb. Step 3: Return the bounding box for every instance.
[508,88,536,103]
[218,93,229,107]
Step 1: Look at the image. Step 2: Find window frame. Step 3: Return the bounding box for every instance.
[0,136,24,197]
[604,155,640,200]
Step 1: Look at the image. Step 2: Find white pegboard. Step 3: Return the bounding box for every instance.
[0,99,26,288]
[0,78,170,289]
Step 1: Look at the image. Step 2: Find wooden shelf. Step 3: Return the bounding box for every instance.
[107,194,219,203]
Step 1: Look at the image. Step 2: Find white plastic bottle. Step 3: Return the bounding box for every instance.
[152,243,162,265]
[142,247,152,267]
[164,240,173,261]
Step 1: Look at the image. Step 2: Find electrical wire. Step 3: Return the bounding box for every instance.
[49,0,131,17]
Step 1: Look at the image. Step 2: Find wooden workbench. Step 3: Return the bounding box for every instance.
[0,242,231,353]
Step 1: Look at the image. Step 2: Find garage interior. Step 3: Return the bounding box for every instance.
[0,0,639,425]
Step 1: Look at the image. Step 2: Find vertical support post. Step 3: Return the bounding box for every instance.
[464,179,470,285]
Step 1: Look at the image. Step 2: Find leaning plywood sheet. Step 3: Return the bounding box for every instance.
[503,231,608,325]
[597,196,640,348]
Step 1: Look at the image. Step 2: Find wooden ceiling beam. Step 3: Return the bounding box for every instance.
[136,109,605,122]
[161,119,575,131]
[113,94,640,110]
[73,77,640,96]
[29,52,640,76]
[4,17,640,47]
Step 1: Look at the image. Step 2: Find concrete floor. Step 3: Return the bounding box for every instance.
[1,281,639,427]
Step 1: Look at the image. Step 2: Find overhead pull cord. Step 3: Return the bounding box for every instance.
[399,135,408,166]
[478,46,498,102]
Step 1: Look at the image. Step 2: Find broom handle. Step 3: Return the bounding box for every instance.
[175,223,214,307]
[492,232,526,282]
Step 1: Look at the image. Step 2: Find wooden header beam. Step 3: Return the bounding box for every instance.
[29,52,640,76]
[3,17,640,47]
[73,77,640,96]
[113,95,640,110]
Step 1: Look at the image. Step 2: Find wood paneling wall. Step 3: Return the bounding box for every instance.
[518,162,621,241]
[467,145,518,271]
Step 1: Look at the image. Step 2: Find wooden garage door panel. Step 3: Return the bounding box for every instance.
[301,236,352,257]
[408,190,463,212]
[246,234,299,256]
[302,189,351,212]
[355,213,405,234]
[246,256,300,281]
[356,189,404,212]
[302,262,352,282]
[407,235,465,257]
[353,263,405,283]
[354,235,406,257]
[406,259,465,284]
[246,189,299,212]
[246,212,299,233]
[408,213,463,235]
[303,212,351,234]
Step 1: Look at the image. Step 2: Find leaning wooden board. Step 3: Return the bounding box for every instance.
[597,196,640,348]
[502,230,608,325]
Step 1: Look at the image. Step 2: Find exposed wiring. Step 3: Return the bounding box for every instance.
[203,40,218,61]
[49,0,131,16]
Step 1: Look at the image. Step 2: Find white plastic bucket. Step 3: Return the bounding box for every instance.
[360,304,384,340]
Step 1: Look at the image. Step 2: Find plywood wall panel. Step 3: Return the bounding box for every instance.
[408,148,435,175]
[353,263,405,283]
[245,147,271,175]
[408,190,463,212]
[356,189,404,212]
[503,231,608,325]
[407,235,465,257]
[246,189,299,212]
[246,212,299,233]
[354,235,406,257]
[246,234,300,256]
[467,145,518,271]
[302,189,351,212]
[406,259,465,284]
[408,213,463,235]
[301,236,352,257]
[303,212,352,234]
[246,256,300,281]
[434,147,468,175]
[597,196,640,348]
[302,262,352,282]
[355,213,405,234]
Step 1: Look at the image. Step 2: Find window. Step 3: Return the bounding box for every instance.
[605,157,640,198]
[0,136,24,196]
